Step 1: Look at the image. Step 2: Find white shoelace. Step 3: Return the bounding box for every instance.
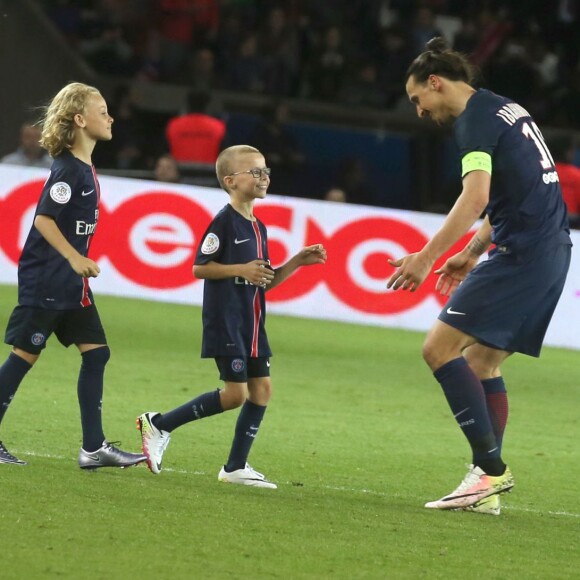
[452,466,483,494]
[245,464,265,479]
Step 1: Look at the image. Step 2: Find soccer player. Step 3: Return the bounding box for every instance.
[137,145,327,488]
[387,38,572,515]
[0,82,146,469]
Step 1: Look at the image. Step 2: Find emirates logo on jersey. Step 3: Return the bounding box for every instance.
[76,221,97,235]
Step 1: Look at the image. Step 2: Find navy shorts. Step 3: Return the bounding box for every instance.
[215,356,271,383]
[438,243,571,357]
[4,304,107,355]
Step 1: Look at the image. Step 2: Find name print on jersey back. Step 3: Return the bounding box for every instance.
[455,89,569,258]
[496,102,557,179]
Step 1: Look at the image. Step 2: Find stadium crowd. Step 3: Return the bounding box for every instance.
[9,0,578,215]
[39,0,580,128]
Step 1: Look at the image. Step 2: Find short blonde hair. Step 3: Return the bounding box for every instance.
[39,82,102,157]
[215,145,261,191]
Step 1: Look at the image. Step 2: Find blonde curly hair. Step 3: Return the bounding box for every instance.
[39,82,101,157]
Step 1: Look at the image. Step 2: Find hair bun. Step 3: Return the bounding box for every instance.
[425,36,449,54]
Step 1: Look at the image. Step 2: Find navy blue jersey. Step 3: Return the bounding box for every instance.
[18,150,101,309]
[454,90,571,256]
[195,204,272,358]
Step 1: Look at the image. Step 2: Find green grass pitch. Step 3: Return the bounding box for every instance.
[0,284,578,579]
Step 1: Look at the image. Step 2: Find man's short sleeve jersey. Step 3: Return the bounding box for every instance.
[18,150,101,309]
[166,113,226,163]
[195,204,272,358]
[454,89,571,255]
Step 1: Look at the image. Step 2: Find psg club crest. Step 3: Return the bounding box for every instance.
[201,233,220,254]
[31,332,46,346]
[231,358,245,373]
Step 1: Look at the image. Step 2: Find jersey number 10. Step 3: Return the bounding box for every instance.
[522,121,555,170]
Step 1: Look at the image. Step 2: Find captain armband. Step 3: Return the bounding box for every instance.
[461,151,492,177]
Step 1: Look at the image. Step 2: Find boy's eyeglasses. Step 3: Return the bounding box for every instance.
[228,168,271,178]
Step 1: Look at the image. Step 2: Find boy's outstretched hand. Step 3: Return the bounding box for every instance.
[265,244,326,291]
[298,244,327,265]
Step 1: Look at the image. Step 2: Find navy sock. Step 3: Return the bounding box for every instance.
[225,400,266,472]
[155,389,223,432]
[482,377,509,455]
[0,353,32,426]
[434,358,505,475]
[78,347,109,452]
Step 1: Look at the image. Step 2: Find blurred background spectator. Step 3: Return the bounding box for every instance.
[1,123,52,168]
[324,187,348,203]
[95,84,146,170]
[178,47,222,91]
[257,6,301,96]
[249,100,305,196]
[153,0,220,81]
[154,153,182,183]
[334,157,378,207]
[547,133,580,229]
[411,6,443,55]
[305,26,347,102]
[165,89,226,163]
[79,21,136,77]
[375,24,415,109]
[223,33,269,94]
[338,61,386,109]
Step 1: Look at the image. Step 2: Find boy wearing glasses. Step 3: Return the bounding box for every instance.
[137,145,327,487]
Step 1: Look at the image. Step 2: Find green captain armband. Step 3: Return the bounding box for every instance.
[461,151,492,177]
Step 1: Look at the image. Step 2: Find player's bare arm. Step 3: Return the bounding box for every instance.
[387,170,489,292]
[268,244,327,291]
[194,259,275,287]
[34,214,100,278]
[435,216,493,296]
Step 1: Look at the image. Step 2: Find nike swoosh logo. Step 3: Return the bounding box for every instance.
[86,454,101,462]
[441,490,489,502]
[81,189,94,196]
[234,238,250,244]
[447,307,466,315]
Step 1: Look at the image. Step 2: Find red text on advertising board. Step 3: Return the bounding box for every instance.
[0,182,473,313]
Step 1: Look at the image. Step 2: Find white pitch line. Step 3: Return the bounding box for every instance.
[318,484,580,518]
[17,450,580,519]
